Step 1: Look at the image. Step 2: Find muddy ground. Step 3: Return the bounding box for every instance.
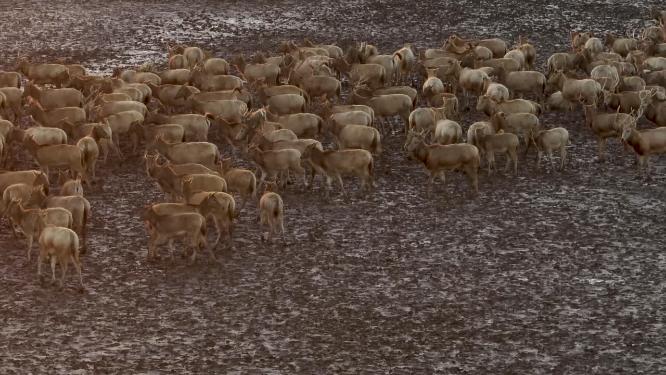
[1,0,666,373]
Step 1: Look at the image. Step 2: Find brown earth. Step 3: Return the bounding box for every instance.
[0,0,665,373]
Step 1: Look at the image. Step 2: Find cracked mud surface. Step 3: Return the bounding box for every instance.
[0,0,665,373]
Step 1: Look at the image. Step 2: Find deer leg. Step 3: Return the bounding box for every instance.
[211,216,221,249]
[188,242,198,265]
[60,258,69,288]
[325,175,333,198]
[113,134,124,161]
[37,251,44,282]
[268,222,275,244]
[336,174,346,196]
[500,152,511,174]
[280,219,286,245]
[168,239,176,263]
[427,172,435,198]
[308,165,317,190]
[50,256,57,285]
[26,235,34,262]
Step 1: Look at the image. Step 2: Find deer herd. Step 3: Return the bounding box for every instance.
[0,8,664,291]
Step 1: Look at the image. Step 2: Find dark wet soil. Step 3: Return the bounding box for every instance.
[1,1,665,373]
